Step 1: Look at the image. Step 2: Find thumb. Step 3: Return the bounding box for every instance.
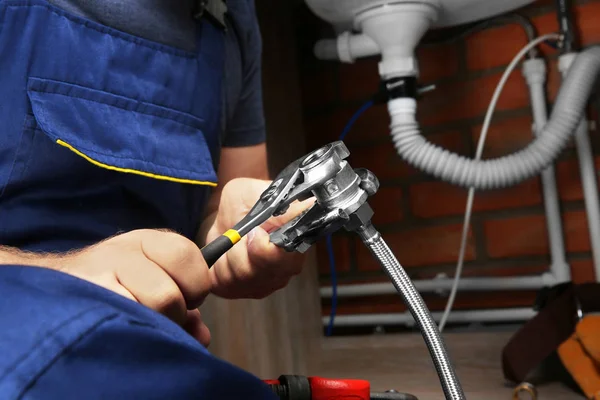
[247,225,303,278]
[261,197,315,233]
[247,226,280,264]
[247,225,270,251]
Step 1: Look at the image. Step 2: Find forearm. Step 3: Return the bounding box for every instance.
[0,245,61,269]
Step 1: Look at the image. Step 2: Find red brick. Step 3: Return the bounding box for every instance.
[574,2,600,47]
[517,3,600,67]
[410,181,466,219]
[483,211,593,259]
[471,115,534,159]
[316,235,351,274]
[304,115,338,150]
[463,6,564,72]
[462,4,600,72]
[564,210,591,253]
[348,143,417,181]
[416,42,460,83]
[300,64,338,109]
[410,178,542,218]
[466,24,534,71]
[304,107,386,151]
[339,59,379,102]
[485,214,548,258]
[569,259,597,284]
[344,104,390,144]
[355,224,476,270]
[418,71,530,127]
[556,157,600,202]
[370,187,403,226]
[310,104,390,146]
[522,0,555,10]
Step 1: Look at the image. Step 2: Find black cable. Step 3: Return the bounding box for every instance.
[555,0,577,53]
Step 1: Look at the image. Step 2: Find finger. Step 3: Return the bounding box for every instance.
[138,230,211,310]
[235,178,271,211]
[116,258,187,326]
[184,309,211,347]
[216,179,271,229]
[112,284,139,303]
[247,226,304,278]
[208,237,254,299]
[261,197,315,232]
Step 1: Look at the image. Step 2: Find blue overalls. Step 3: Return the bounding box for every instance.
[0,0,222,252]
[0,1,278,398]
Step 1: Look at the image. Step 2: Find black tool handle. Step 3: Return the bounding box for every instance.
[201,235,236,267]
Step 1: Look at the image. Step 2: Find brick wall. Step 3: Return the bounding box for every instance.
[293,0,600,319]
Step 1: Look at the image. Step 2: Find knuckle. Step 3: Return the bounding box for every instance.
[235,266,257,284]
[155,284,185,313]
[161,232,200,265]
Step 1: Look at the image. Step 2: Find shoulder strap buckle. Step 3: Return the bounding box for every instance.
[194,0,228,31]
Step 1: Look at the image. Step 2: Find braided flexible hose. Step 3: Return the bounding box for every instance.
[356,223,465,400]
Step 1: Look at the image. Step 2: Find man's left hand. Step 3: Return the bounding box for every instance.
[201,178,312,299]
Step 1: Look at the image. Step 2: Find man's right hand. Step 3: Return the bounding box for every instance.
[13,230,212,346]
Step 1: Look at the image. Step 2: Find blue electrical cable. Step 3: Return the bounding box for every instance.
[339,100,374,141]
[325,99,374,337]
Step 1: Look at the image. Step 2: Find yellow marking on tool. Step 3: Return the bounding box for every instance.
[223,229,242,244]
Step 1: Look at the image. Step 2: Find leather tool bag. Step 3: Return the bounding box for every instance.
[502,282,600,393]
[557,314,600,399]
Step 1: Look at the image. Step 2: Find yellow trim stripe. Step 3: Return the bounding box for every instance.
[56,139,217,187]
[223,229,241,245]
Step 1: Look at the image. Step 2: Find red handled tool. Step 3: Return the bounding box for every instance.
[264,375,369,400]
[264,375,417,400]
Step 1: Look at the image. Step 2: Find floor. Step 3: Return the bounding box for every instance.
[313,330,584,400]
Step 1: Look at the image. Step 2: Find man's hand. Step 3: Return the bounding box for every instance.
[10,230,213,347]
[201,178,312,299]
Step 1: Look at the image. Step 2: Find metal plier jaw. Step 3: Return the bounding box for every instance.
[232,141,379,253]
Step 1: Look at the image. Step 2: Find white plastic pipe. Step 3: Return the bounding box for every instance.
[559,52,600,282]
[322,308,537,327]
[388,39,600,190]
[314,33,380,63]
[320,274,556,298]
[522,58,571,283]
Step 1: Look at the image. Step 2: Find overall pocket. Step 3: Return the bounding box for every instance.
[0,77,218,249]
[24,77,218,186]
[0,1,223,249]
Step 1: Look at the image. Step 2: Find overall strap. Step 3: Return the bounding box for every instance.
[194,0,228,30]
